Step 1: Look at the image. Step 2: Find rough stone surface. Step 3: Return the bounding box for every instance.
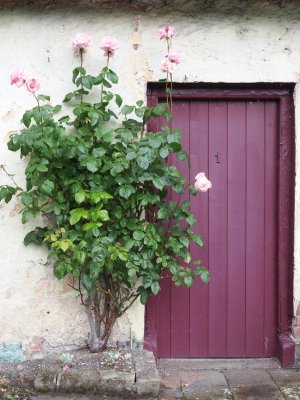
[1,1,300,354]
[0,349,159,398]
[133,350,160,397]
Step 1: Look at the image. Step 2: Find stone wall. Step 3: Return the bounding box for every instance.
[0,0,300,358]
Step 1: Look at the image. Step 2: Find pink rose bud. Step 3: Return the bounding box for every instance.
[158,25,175,40]
[100,36,118,57]
[168,49,181,65]
[25,78,40,94]
[194,172,212,192]
[72,32,92,54]
[10,70,26,87]
[161,59,177,74]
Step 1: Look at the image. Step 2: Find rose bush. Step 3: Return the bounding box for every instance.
[1,27,211,352]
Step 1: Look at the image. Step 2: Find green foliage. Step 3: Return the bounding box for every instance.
[1,58,209,347]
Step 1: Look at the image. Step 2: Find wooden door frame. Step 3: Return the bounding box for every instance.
[144,83,295,367]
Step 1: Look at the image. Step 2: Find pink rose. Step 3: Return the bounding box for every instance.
[161,59,177,74]
[158,25,175,40]
[100,36,118,57]
[25,78,40,93]
[10,70,26,87]
[195,172,212,192]
[168,49,181,65]
[72,32,92,54]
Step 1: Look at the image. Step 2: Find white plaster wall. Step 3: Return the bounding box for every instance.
[0,1,300,355]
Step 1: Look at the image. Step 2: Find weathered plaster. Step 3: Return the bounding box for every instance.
[0,2,300,354]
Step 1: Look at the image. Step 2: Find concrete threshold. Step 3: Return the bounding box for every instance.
[158,357,281,370]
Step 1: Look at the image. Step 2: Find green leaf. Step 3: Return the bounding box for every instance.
[22,111,32,128]
[37,94,50,101]
[58,239,72,252]
[152,177,164,190]
[179,236,190,248]
[92,147,106,157]
[126,151,137,161]
[81,274,94,292]
[40,180,54,196]
[88,111,99,126]
[115,94,123,107]
[133,230,144,241]
[186,214,196,226]
[63,92,75,103]
[21,208,37,224]
[119,185,134,199]
[69,208,89,225]
[82,75,94,89]
[200,270,210,284]
[107,69,118,84]
[121,105,134,116]
[140,291,149,305]
[189,231,204,247]
[160,147,169,158]
[54,260,69,279]
[137,156,150,170]
[24,227,47,246]
[20,192,33,207]
[120,130,133,143]
[82,222,103,231]
[75,191,86,204]
[96,209,109,221]
[151,282,160,295]
[136,100,143,107]
[87,159,98,173]
[184,275,193,287]
[169,142,182,152]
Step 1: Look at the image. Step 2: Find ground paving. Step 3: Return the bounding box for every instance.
[4,358,300,399]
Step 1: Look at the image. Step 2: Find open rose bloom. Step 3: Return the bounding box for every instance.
[72,32,92,54]
[161,50,181,74]
[158,25,175,40]
[195,172,212,192]
[10,70,26,87]
[168,49,181,65]
[100,36,118,57]
[25,78,40,93]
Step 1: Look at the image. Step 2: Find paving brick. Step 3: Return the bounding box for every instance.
[232,385,285,400]
[224,369,276,387]
[182,384,233,400]
[268,369,300,385]
[160,371,181,389]
[180,370,228,388]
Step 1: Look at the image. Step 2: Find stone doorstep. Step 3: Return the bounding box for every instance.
[0,349,160,399]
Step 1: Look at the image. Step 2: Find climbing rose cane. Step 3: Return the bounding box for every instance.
[195,172,212,192]
[72,32,92,54]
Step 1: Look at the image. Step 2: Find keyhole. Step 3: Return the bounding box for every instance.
[215,152,221,163]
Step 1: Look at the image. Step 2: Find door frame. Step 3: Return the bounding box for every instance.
[144,83,295,367]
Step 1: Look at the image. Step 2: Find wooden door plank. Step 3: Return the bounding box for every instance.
[170,101,191,357]
[190,101,210,357]
[208,101,228,357]
[245,101,265,357]
[264,101,278,357]
[227,101,247,357]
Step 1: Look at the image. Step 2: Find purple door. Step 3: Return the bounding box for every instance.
[145,94,281,358]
